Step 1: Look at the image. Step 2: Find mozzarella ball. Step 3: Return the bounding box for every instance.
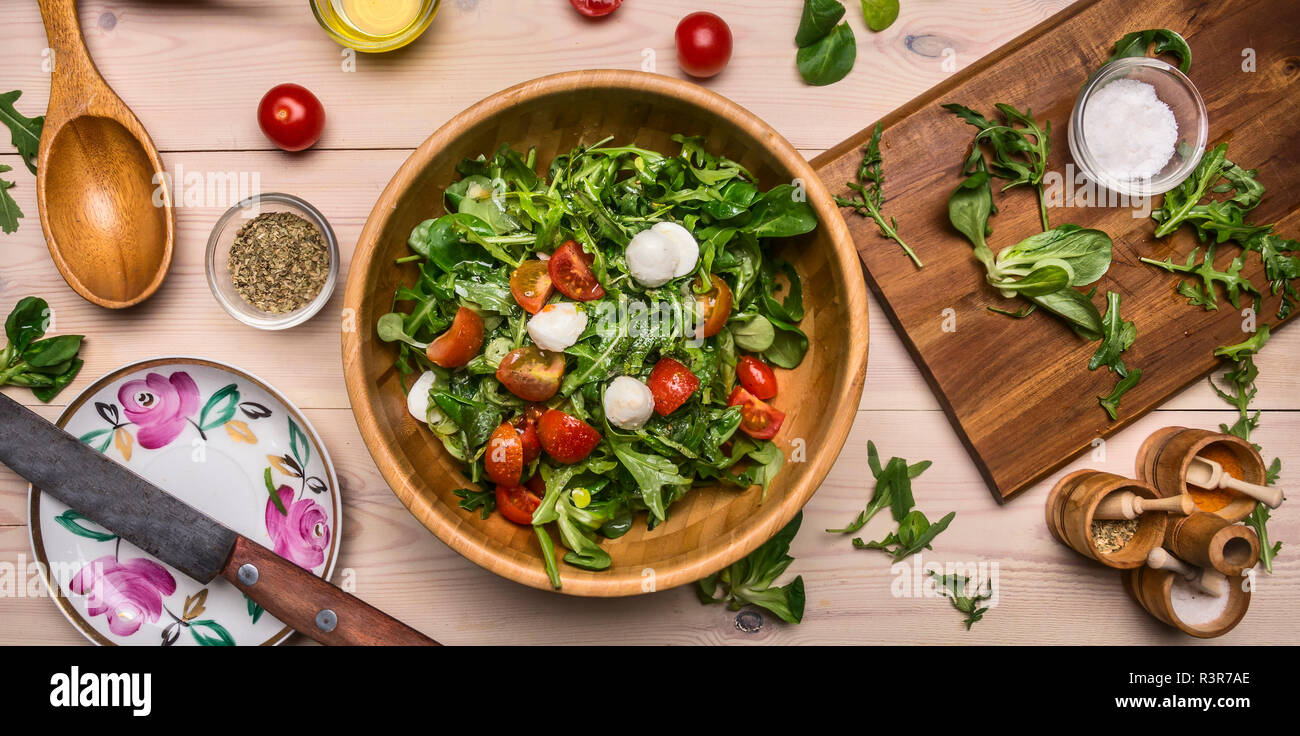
[406,370,438,423]
[652,221,700,277]
[527,302,587,352]
[625,229,677,287]
[603,376,656,430]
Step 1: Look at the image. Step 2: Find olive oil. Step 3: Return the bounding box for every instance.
[312,0,438,52]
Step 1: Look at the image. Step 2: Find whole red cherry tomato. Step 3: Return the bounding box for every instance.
[736,356,777,400]
[257,83,325,152]
[675,12,733,78]
[569,0,622,17]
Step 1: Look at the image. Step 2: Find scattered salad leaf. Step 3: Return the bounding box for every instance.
[860,0,900,32]
[0,166,20,234]
[0,297,83,402]
[796,0,846,47]
[1098,367,1142,421]
[797,22,857,86]
[696,511,805,624]
[833,122,923,268]
[1245,233,1300,319]
[0,90,43,175]
[930,570,994,630]
[1140,244,1260,311]
[855,509,956,561]
[1089,291,1136,375]
[944,102,1052,231]
[1107,29,1192,73]
[1245,504,1282,574]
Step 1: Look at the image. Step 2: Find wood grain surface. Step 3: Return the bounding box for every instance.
[815,0,1300,501]
[1,0,1296,645]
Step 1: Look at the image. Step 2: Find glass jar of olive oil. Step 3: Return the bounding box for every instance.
[311,0,441,53]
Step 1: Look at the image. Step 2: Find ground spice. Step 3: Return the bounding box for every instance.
[1092,518,1139,554]
[227,211,329,314]
[1188,444,1244,513]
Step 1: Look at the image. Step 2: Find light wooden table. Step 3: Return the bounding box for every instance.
[2,0,1295,645]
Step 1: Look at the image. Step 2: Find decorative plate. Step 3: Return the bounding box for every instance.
[28,357,342,646]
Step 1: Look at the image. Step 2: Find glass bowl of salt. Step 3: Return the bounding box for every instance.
[1068,57,1208,198]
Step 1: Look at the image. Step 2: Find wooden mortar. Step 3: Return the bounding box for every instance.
[1164,512,1261,576]
[1046,470,1167,568]
[1136,426,1267,522]
[1123,566,1251,639]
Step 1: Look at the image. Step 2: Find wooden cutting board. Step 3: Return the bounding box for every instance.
[812,0,1300,502]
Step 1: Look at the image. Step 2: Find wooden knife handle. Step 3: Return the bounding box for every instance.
[220,536,439,646]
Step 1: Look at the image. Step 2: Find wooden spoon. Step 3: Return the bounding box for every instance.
[1094,491,1195,520]
[35,0,173,309]
[1187,455,1284,509]
[1146,548,1227,598]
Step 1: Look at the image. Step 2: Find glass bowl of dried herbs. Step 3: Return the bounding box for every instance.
[206,193,339,330]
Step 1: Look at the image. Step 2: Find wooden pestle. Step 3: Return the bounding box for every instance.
[1095,491,1195,520]
[1146,548,1227,597]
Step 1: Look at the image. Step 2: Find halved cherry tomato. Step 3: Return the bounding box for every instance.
[510,260,554,314]
[485,422,523,487]
[694,274,733,339]
[426,306,484,368]
[569,0,622,17]
[548,241,605,301]
[736,356,777,400]
[727,386,785,440]
[525,473,545,497]
[537,409,601,464]
[647,357,700,416]
[495,484,542,525]
[514,416,541,464]
[496,346,564,401]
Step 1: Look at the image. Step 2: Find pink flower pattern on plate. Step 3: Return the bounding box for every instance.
[265,486,331,570]
[69,555,177,637]
[117,371,200,449]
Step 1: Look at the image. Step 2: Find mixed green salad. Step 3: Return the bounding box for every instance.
[378,134,818,587]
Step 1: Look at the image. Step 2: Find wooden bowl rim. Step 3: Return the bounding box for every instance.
[341,69,869,596]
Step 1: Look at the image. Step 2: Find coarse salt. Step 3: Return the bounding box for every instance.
[1083,78,1179,182]
[1169,575,1230,627]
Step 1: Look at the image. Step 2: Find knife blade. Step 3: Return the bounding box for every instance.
[0,392,437,646]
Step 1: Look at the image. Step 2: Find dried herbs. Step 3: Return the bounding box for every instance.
[1091,518,1138,554]
[227,212,330,314]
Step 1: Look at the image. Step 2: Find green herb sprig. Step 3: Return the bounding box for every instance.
[0,90,43,235]
[828,441,954,560]
[697,511,805,624]
[834,122,922,268]
[1106,29,1192,72]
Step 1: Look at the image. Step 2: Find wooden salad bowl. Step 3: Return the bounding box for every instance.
[342,70,868,596]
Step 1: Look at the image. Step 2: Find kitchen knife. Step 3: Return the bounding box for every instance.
[0,392,438,646]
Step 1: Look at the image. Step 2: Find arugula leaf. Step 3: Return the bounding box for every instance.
[930,571,994,630]
[1098,367,1142,421]
[1245,232,1300,320]
[827,442,932,533]
[0,91,43,175]
[696,512,805,624]
[609,439,690,523]
[944,102,1052,230]
[1140,244,1260,311]
[453,488,496,520]
[797,23,857,86]
[860,0,900,32]
[854,509,956,561]
[0,165,21,234]
[834,122,923,268]
[1107,29,1192,73]
[1088,291,1136,375]
[1245,503,1282,574]
[796,0,846,47]
[1152,143,1228,238]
